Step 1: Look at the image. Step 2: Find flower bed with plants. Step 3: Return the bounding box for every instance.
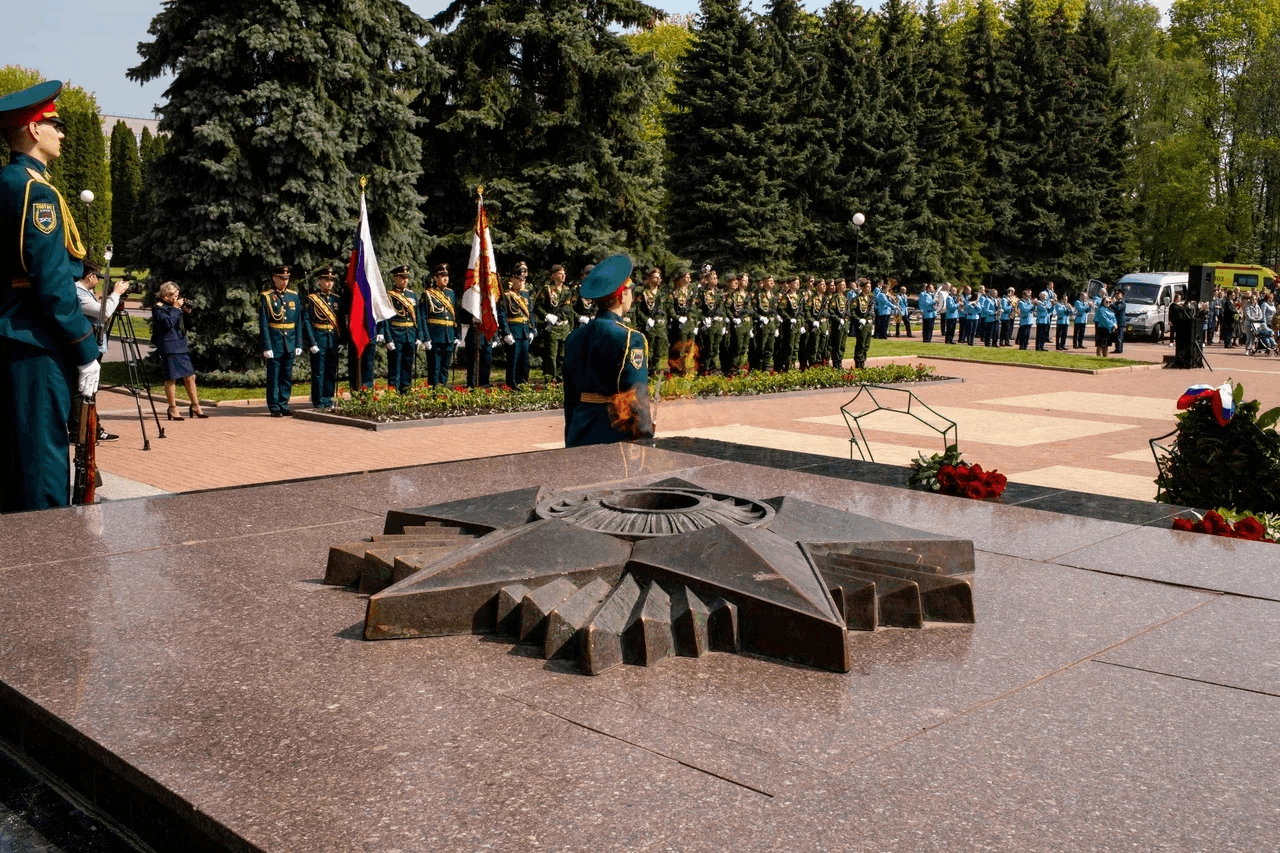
[333,363,937,422]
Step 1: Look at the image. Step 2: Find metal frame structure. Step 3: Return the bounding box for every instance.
[840,384,957,463]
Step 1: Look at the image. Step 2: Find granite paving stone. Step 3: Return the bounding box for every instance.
[1054,524,1280,600]
[1097,595,1280,696]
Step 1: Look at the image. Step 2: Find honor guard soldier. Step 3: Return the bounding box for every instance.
[563,255,654,447]
[632,266,667,375]
[498,262,533,387]
[0,81,102,511]
[696,265,725,374]
[723,273,752,374]
[828,278,851,367]
[775,277,799,372]
[259,264,301,416]
[533,264,573,382]
[302,264,341,411]
[750,274,779,372]
[851,280,874,368]
[380,264,418,394]
[420,263,457,387]
[665,266,698,375]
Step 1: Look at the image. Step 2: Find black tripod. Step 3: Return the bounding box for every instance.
[103,304,166,449]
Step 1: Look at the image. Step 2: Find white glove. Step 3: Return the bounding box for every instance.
[732,318,741,326]
[774,328,780,338]
[310,345,319,354]
[812,321,820,329]
[757,316,766,325]
[425,339,432,351]
[530,330,536,342]
[678,315,687,325]
[294,347,302,356]
[578,316,589,325]
[77,360,100,396]
[459,325,470,344]
[387,341,396,351]
[264,349,274,359]
[376,334,384,343]
[835,319,842,327]
[721,327,728,336]
[702,317,712,327]
[646,318,655,328]
[749,330,754,339]
[504,334,515,346]
[545,313,557,324]
[416,341,425,351]
[799,327,806,335]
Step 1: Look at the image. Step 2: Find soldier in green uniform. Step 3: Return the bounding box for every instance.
[750,274,778,372]
[0,82,101,511]
[419,263,457,387]
[813,280,832,366]
[828,278,851,368]
[776,276,800,372]
[696,265,725,375]
[723,273,751,374]
[259,264,301,416]
[665,266,698,375]
[533,264,573,382]
[379,264,419,394]
[632,266,667,375]
[302,264,342,411]
[563,255,653,447]
[851,279,874,369]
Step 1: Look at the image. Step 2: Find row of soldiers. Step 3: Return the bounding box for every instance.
[261,260,882,411]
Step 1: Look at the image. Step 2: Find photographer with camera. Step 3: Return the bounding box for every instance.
[73,261,129,442]
[152,281,207,420]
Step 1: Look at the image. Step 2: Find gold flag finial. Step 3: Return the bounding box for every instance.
[477,185,484,197]
[359,175,368,191]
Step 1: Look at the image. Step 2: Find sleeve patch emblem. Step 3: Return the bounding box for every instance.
[629,347,645,370]
[32,203,56,234]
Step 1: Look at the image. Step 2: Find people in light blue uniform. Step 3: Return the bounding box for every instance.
[1034,290,1051,351]
[961,286,978,345]
[918,285,936,343]
[978,287,997,346]
[1072,290,1090,349]
[873,282,892,339]
[1053,293,1072,350]
[896,287,912,338]
[999,288,1015,346]
[1016,290,1034,350]
[943,285,960,344]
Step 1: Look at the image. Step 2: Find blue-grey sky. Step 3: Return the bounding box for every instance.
[5,0,1169,119]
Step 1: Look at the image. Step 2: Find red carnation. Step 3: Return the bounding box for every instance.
[1171,517,1196,532]
[964,483,985,500]
[1201,510,1229,535]
[969,464,984,477]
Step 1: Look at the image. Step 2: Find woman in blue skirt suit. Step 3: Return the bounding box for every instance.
[152,281,207,420]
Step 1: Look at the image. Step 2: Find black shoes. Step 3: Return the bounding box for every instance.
[96,427,119,444]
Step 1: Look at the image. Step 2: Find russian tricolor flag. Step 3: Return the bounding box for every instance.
[1176,383,1236,426]
[344,190,396,357]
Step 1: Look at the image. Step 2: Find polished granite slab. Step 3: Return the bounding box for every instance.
[1,442,1274,852]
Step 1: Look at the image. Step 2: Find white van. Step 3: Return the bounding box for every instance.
[1116,272,1188,342]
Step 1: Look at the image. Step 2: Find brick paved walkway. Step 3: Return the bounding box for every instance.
[92,336,1280,502]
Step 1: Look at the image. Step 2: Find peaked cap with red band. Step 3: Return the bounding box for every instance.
[0,80,64,130]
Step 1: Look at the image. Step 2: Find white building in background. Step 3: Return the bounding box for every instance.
[100,114,160,140]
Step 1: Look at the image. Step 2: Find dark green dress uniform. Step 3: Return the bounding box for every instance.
[381,285,419,394]
[302,284,341,409]
[665,285,698,375]
[814,291,832,366]
[851,290,874,369]
[633,286,667,374]
[420,273,457,387]
[801,290,825,368]
[829,288,851,367]
[498,286,532,388]
[750,287,778,371]
[1,148,99,511]
[697,286,725,374]
[724,288,752,373]
[259,282,300,415]
[776,290,800,372]
[563,255,653,447]
[533,279,573,382]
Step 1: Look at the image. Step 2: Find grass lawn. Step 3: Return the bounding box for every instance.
[859,337,1153,370]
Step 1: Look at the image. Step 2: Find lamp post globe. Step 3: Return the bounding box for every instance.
[852,212,866,282]
[79,189,94,204]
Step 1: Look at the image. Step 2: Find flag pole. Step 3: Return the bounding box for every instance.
[471,186,483,388]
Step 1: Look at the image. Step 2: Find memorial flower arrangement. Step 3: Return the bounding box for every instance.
[1171,509,1279,544]
[907,444,1008,501]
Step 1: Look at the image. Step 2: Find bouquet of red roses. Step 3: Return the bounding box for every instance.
[908,445,1008,501]
[1172,509,1277,543]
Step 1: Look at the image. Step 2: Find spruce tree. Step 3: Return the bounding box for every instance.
[665,0,795,271]
[109,121,142,263]
[914,2,988,285]
[419,0,668,275]
[129,0,439,370]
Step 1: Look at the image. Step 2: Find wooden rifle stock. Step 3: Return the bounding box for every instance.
[72,394,97,505]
